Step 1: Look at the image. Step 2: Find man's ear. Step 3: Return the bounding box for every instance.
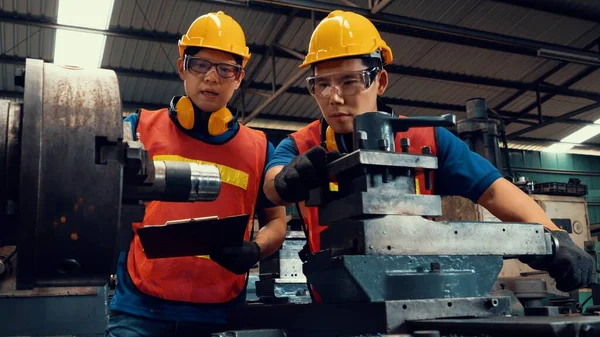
[177,58,185,81]
[234,70,245,90]
[377,69,388,96]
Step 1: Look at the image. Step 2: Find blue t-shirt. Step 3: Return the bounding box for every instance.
[110,112,275,323]
[266,126,502,203]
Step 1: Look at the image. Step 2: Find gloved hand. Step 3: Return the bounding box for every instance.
[274,146,342,203]
[519,230,594,292]
[210,241,261,275]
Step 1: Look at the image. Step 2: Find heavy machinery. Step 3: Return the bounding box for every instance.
[255,218,310,304]
[213,112,600,337]
[3,59,600,336]
[0,58,222,336]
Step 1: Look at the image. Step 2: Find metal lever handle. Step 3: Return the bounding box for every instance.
[389,114,457,132]
[353,112,457,152]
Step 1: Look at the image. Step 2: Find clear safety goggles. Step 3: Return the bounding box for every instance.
[306,67,381,98]
[184,55,242,79]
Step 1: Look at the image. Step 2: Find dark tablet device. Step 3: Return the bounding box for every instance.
[137,214,250,259]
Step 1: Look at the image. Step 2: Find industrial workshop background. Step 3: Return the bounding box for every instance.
[3,0,600,220]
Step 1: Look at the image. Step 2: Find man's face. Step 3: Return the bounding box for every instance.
[311,58,388,134]
[177,48,245,113]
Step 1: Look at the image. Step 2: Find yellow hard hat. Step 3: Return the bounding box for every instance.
[178,11,251,68]
[300,10,393,68]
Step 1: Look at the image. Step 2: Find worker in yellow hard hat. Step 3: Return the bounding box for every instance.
[263,10,593,298]
[106,11,286,337]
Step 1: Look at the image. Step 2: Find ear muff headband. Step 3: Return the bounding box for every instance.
[169,96,235,136]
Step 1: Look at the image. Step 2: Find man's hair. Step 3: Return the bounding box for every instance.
[184,47,243,66]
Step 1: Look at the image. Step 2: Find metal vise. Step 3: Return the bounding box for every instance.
[302,111,555,323]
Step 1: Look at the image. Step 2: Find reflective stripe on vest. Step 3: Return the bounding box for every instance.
[289,119,437,253]
[127,108,267,304]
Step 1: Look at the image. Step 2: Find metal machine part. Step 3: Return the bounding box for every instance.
[409,316,600,337]
[303,254,506,302]
[222,315,600,337]
[302,113,552,305]
[440,194,592,299]
[513,176,535,194]
[228,296,511,337]
[222,112,567,336]
[0,58,221,290]
[122,159,221,202]
[351,112,456,152]
[256,227,310,304]
[457,98,503,170]
[319,215,552,256]
[493,277,550,307]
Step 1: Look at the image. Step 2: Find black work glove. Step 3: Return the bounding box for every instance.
[210,241,261,275]
[519,230,594,292]
[274,146,342,203]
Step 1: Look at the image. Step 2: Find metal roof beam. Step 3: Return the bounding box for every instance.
[507,102,600,139]
[504,66,599,125]
[386,64,600,101]
[3,11,599,100]
[242,68,311,123]
[493,36,600,123]
[231,10,298,107]
[371,0,393,14]
[488,0,600,23]
[5,1,600,66]
[232,0,600,66]
[0,11,177,43]
[339,0,360,8]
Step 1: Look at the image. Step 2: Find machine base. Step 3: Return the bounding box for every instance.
[410,315,600,337]
[228,296,511,336]
[222,306,600,337]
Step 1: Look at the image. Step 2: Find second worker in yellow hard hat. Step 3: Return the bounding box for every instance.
[106,11,287,337]
[263,10,593,299]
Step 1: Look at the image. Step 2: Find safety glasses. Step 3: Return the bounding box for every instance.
[306,67,381,98]
[184,55,242,79]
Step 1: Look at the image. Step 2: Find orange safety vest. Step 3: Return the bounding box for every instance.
[127,108,268,304]
[289,119,438,253]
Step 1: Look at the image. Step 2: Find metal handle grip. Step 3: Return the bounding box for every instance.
[389,114,457,132]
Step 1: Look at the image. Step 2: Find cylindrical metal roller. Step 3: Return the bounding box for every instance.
[124,161,221,202]
[188,162,221,201]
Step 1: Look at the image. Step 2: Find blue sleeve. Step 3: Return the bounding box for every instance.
[257,141,277,209]
[124,113,139,138]
[434,127,503,203]
[264,137,299,172]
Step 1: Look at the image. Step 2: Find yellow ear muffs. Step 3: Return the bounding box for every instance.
[208,107,234,136]
[325,126,339,152]
[174,96,195,130]
[172,96,234,136]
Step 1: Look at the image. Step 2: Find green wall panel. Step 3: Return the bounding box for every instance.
[508,149,600,224]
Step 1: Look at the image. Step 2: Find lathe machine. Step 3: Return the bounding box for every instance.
[0,58,222,336]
